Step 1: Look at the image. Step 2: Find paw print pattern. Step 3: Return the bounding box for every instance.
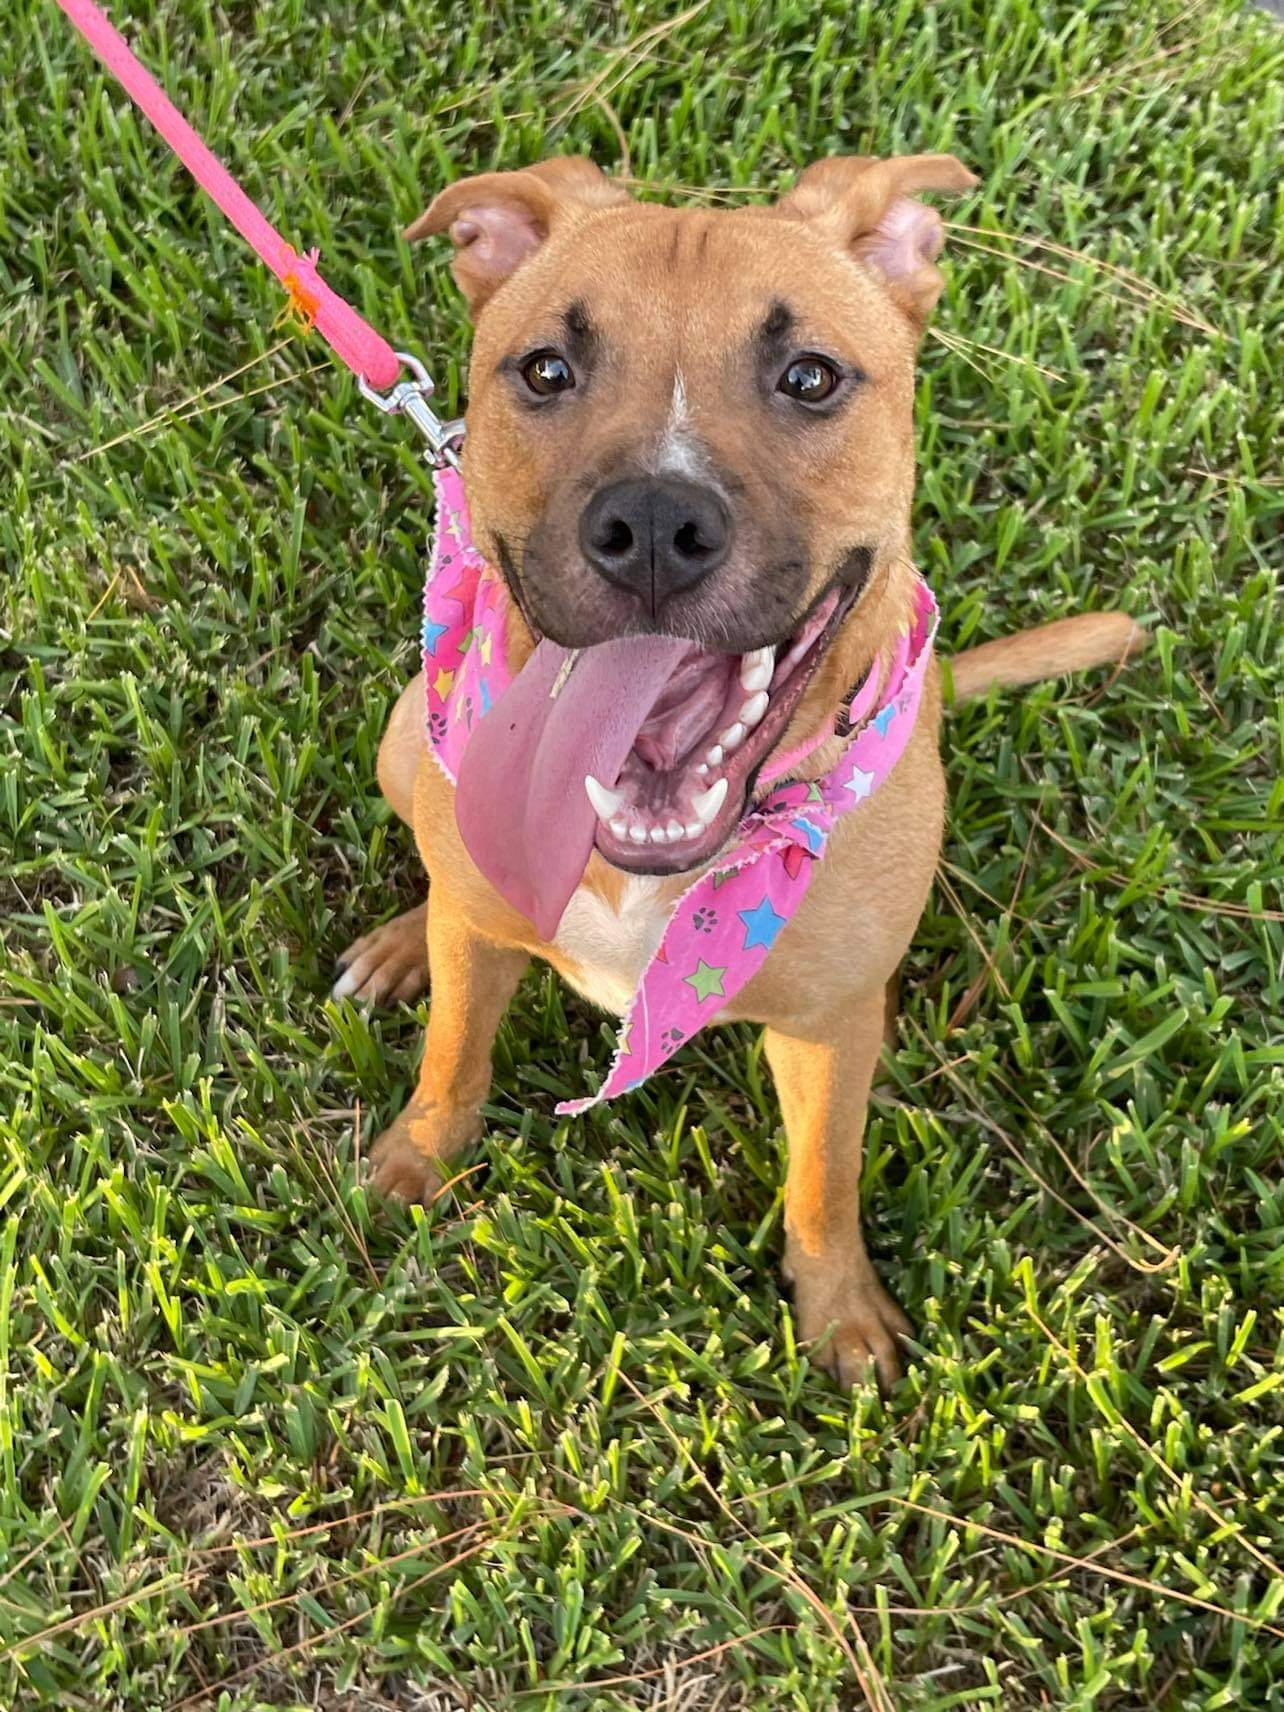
[428,708,448,743]
[691,907,718,934]
[661,1026,686,1050]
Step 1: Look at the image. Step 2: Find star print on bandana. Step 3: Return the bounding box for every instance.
[790,816,825,854]
[738,896,788,952]
[684,960,727,1004]
[420,466,938,1117]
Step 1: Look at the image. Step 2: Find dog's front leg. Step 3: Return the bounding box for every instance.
[765,993,910,1390]
[370,894,528,1204]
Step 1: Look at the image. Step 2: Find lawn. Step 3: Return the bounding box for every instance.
[2,0,1283,1706]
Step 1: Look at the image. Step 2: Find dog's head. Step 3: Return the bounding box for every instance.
[407,154,974,935]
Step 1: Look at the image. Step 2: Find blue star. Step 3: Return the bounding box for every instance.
[874,704,897,737]
[738,895,788,952]
[790,816,824,853]
[422,617,449,658]
[479,676,493,715]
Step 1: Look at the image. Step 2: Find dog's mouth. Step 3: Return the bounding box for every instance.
[453,576,861,940]
[588,581,853,875]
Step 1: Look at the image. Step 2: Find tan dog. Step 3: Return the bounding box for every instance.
[336,155,1140,1387]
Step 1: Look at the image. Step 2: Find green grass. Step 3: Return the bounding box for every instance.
[2,0,1283,1705]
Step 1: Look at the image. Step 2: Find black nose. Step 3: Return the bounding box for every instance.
[578,478,732,612]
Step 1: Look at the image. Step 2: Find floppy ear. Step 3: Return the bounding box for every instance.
[775,154,977,327]
[404,157,631,313]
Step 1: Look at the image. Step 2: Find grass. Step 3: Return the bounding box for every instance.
[2,0,1283,1704]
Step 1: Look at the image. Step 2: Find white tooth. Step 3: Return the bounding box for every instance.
[609,817,628,838]
[666,818,685,840]
[739,690,769,727]
[692,777,729,826]
[629,824,648,844]
[705,744,723,767]
[649,826,669,844]
[684,820,703,839]
[695,762,708,776]
[719,722,746,753]
[584,774,624,820]
[739,647,775,692]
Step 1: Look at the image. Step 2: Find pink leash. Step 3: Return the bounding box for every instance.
[55,0,464,465]
[55,0,400,389]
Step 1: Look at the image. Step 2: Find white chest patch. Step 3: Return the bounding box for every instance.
[553,876,672,1016]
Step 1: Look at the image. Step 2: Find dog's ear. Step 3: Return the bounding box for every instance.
[775,154,977,326]
[405,158,630,313]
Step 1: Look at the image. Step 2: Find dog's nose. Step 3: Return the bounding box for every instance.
[578,478,731,611]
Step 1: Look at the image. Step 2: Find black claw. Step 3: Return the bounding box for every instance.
[332,955,350,979]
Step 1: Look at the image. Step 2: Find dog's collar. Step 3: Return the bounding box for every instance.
[422,467,937,1111]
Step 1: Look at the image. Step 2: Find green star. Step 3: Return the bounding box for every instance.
[683,959,727,1004]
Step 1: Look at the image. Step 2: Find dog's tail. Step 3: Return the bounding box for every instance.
[946,611,1145,705]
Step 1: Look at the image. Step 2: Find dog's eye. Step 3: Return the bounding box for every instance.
[521,350,576,396]
[777,357,840,403]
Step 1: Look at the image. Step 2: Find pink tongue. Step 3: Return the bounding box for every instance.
[456,634,692,939]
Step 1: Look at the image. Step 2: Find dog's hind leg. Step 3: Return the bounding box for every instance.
[333,674,431,1005]
[766,992,911,1392]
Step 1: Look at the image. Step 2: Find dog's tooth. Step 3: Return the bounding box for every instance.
[739,690,769,727]
[695,762,708,776]
[684,819,703,839]
[692,777,729,826]
[649,826,669,845]
[609,817,628,838]
[666,818,685,841]
[584,773,624,821]
[628,824,648,844]
[718,721,746,753]
[704,744,723,768]
[739,647,775,692]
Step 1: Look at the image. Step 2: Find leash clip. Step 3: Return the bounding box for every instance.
[359,352,464,470]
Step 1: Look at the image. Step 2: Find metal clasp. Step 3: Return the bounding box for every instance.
[359,352,465,470]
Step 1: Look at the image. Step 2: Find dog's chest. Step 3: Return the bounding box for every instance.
[553,876,672,1015]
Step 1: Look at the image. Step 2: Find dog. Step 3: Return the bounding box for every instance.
[334,154,1141,1388]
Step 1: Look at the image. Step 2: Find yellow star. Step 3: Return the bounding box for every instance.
[479,632,493,665]
[432,668,455,700]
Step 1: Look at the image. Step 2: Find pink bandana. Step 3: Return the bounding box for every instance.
[422,468,937,1114]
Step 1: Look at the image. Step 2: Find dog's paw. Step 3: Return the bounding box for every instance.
[368,1126,446,1205]
[333,904,428,1006]
[793,1270,912,1393]
[368,1104,481,1207]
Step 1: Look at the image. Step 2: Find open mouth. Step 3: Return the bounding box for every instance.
[453,572,863,941]
[586,581,854,874]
